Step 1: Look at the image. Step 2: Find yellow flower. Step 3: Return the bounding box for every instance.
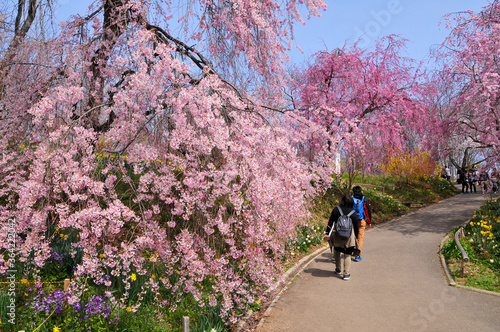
[21,278,28,284]
[55,227,60,231]
[126,306,132,312]
[131,273,137,281]
[53,327,61,332]
[152,274,155,279]
[99,254,103,258]
[60,234,64,237]
[64,235,68,239]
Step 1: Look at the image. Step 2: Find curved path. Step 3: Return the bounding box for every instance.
[255,193,500,332]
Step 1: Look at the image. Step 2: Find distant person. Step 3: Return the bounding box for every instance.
[445,166,451,182]
[468,169,477,193]
[491,168,498,194]
[460,168,469,193]
[456,168,463,184]
[351,186,372,262]
[478,170,491,195]
[324,195,360,280]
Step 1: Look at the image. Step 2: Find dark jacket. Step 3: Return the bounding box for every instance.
[352,192,372,224]
[479,172,489,182]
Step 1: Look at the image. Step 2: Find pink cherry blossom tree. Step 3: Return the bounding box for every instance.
[0,0,329,321]
[434,1,500,169]
[289,36,430,186]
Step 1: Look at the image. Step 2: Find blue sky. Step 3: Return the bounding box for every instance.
[55,0,492,65]
[289,0,492,64]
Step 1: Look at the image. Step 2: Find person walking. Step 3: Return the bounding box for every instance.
[478,170,490,195]
[324,195,360,280]
[460,168,469,193]
[351,185,372,262]
[491,168,498,194]
[456,168,462,184]
[445,166,451,182]
[468,169,477,193]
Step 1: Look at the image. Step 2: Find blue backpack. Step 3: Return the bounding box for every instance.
[353,196,365,219]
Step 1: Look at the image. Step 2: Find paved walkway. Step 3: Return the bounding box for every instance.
[255,193,500,332]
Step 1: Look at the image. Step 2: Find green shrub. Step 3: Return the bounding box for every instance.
[441,237,476,261]
[465,199,500,273]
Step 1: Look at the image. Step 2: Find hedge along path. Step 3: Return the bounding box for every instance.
[256,193,500,332]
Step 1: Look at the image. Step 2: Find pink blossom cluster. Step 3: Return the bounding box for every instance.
[430,2,500,167]
[289,36,430,166]
[0,0,330,322]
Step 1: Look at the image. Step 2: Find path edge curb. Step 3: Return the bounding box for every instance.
[439,219,500,297]
[233,245,329,332]
[439,232,457,286]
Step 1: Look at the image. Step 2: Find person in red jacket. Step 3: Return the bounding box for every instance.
[351,186,372,262]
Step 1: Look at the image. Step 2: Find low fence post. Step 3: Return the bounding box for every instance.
[454,227,469,278]
[183,316,190,332]
[63,278,70,291]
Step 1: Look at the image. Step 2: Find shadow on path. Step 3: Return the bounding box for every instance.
[255,193,500,332]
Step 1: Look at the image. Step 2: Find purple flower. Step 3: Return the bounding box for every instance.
[31,290,118,326]
[51,251,64,264]
[83,295,112,317]
[30,290,70,314]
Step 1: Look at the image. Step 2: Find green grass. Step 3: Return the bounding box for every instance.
[441,227,500,293]
[465,268,500,292]
[445,258,500,293]
[309,174,460,226]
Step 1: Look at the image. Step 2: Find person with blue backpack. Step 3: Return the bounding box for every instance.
[352,185,372,262]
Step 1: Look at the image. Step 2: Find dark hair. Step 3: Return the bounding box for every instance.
[352,185,362,194]
[340,195,354,208]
